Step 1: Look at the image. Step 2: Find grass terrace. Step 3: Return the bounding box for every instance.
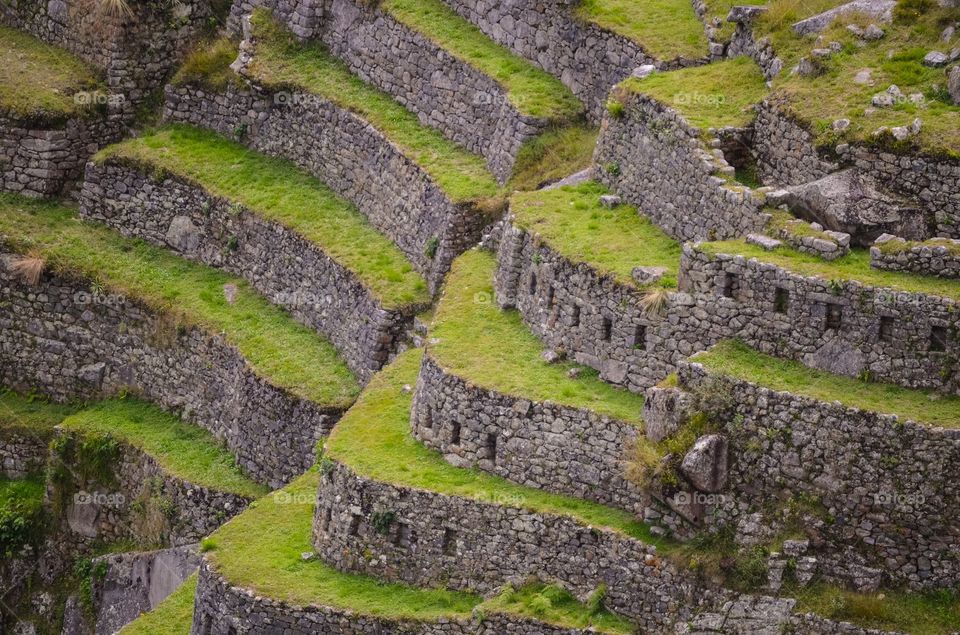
[428,250,646,423]
[617,56,768,129]
[0,195,359,408]
[96,125,430,308]
[699,239,960,303]
[327,347,660,546]
[755,0,960,157]
[61,399,269,498]
[576,0,709,60]
[0,25,105,124]
[0,389,77,437]
[119,574,197,635]
[380,0,583,121]
[0,476,45,557]
[693,340,960,429]
[203,468,631,632]
[508,125,599,192]
[236,10,502,203]
[510,181,682,289]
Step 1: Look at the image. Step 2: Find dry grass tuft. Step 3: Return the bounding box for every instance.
[10,253,45,286]
[640,286,670,317]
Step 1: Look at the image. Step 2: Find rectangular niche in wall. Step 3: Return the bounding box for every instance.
[571,304,581,327]
[720,272,740,299]
[825,303,842,331]
[633,324,647,350]
[774,288,789,314]
[602,316,613,342]
[442,528,458,555]
[879,316,894,342]
[930,325,948,352]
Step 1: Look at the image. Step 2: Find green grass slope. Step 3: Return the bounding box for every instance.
[576,0,709,60]
[0,195,359,408]
[97,125,430,308]
[693,340,960,429]
[119,574,197,635]
[61,399,268,498]
[511,181,681,289]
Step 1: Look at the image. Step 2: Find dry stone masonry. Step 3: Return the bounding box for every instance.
[594,91,767,242]
[226,0,565,182]
[411,353,645,513]
[164,81,491,293]
[80,160,422,381]
[871,234,960,277]
[0,251,339,487]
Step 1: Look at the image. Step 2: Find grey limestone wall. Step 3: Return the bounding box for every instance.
[594,92,767,242]
[410,353,645,514]
[0,251,339,487]
[679,243,960,392]
[1,113,123,198]
[80,160,418,382]
[870,237,960,277]
[0,429,48,478]
[228,0,562,182]
[312,461,716,631]
[164,82,491,293]
[191,560,604,634]
[494,220,718,392]
[53,432,254,547]
[752,102,960,238]
[430,0,677,122]
[0,0,213,108]
[672,360,960,589]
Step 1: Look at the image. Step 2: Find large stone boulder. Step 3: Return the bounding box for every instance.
[792,0,895,34]
[781,169,925,246]
[949,65,960,106]
[680,434,729,493]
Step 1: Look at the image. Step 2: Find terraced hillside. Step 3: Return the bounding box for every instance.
[2,0,960,632]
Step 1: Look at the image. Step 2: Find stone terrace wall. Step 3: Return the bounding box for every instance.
[430,0,668,122]
[411,353,645,514]
[672,361,960,589]
[494,221,718,392]
[313,461,716,631]
[753,101,960,239]
[0,252,339,487]
[81,161,418,382]
[53,433,254,547]
[192,561,606,634]
[0,0,213,108]
[164,83,490,293]
[679,244,960,392]
[226,0,558,182]
[1,113,123,197]
[870,238,960,278]
[594,92,767,242]
[0,429,48,478]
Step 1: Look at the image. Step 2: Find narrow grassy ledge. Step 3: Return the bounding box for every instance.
[791,583,960,635]
[0,25,105,123]
[617,57,768,129]
[507,125,599,193]
[119,574,197,635]
[241,11,501,203]
[576,0,709,60]
[0,195,359,408]
[205,467,633,631]
[429,250,646,423]
[204,469,481,619]
[61,400,269,498]
[96,125,430,308]
[756,0,960,157]
[0,389,76,436]
[699,239,960,303]
[0,476,45,557]
[327,348,662,546]
[380,0,583,121]
[510,181,682,289]
[693,340,960,429]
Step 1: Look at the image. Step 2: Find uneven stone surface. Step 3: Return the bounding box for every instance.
[595,92,767,242]
[165,82,491,292]
[781,169,925,246]
[411,353,645,513]
[80,160,422,381]
[791,0,896,35]
[871,235,960,277]
[0,251,339,487]
[227,0,560,182]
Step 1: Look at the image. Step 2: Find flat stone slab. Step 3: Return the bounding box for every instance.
[792,0,895,35]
